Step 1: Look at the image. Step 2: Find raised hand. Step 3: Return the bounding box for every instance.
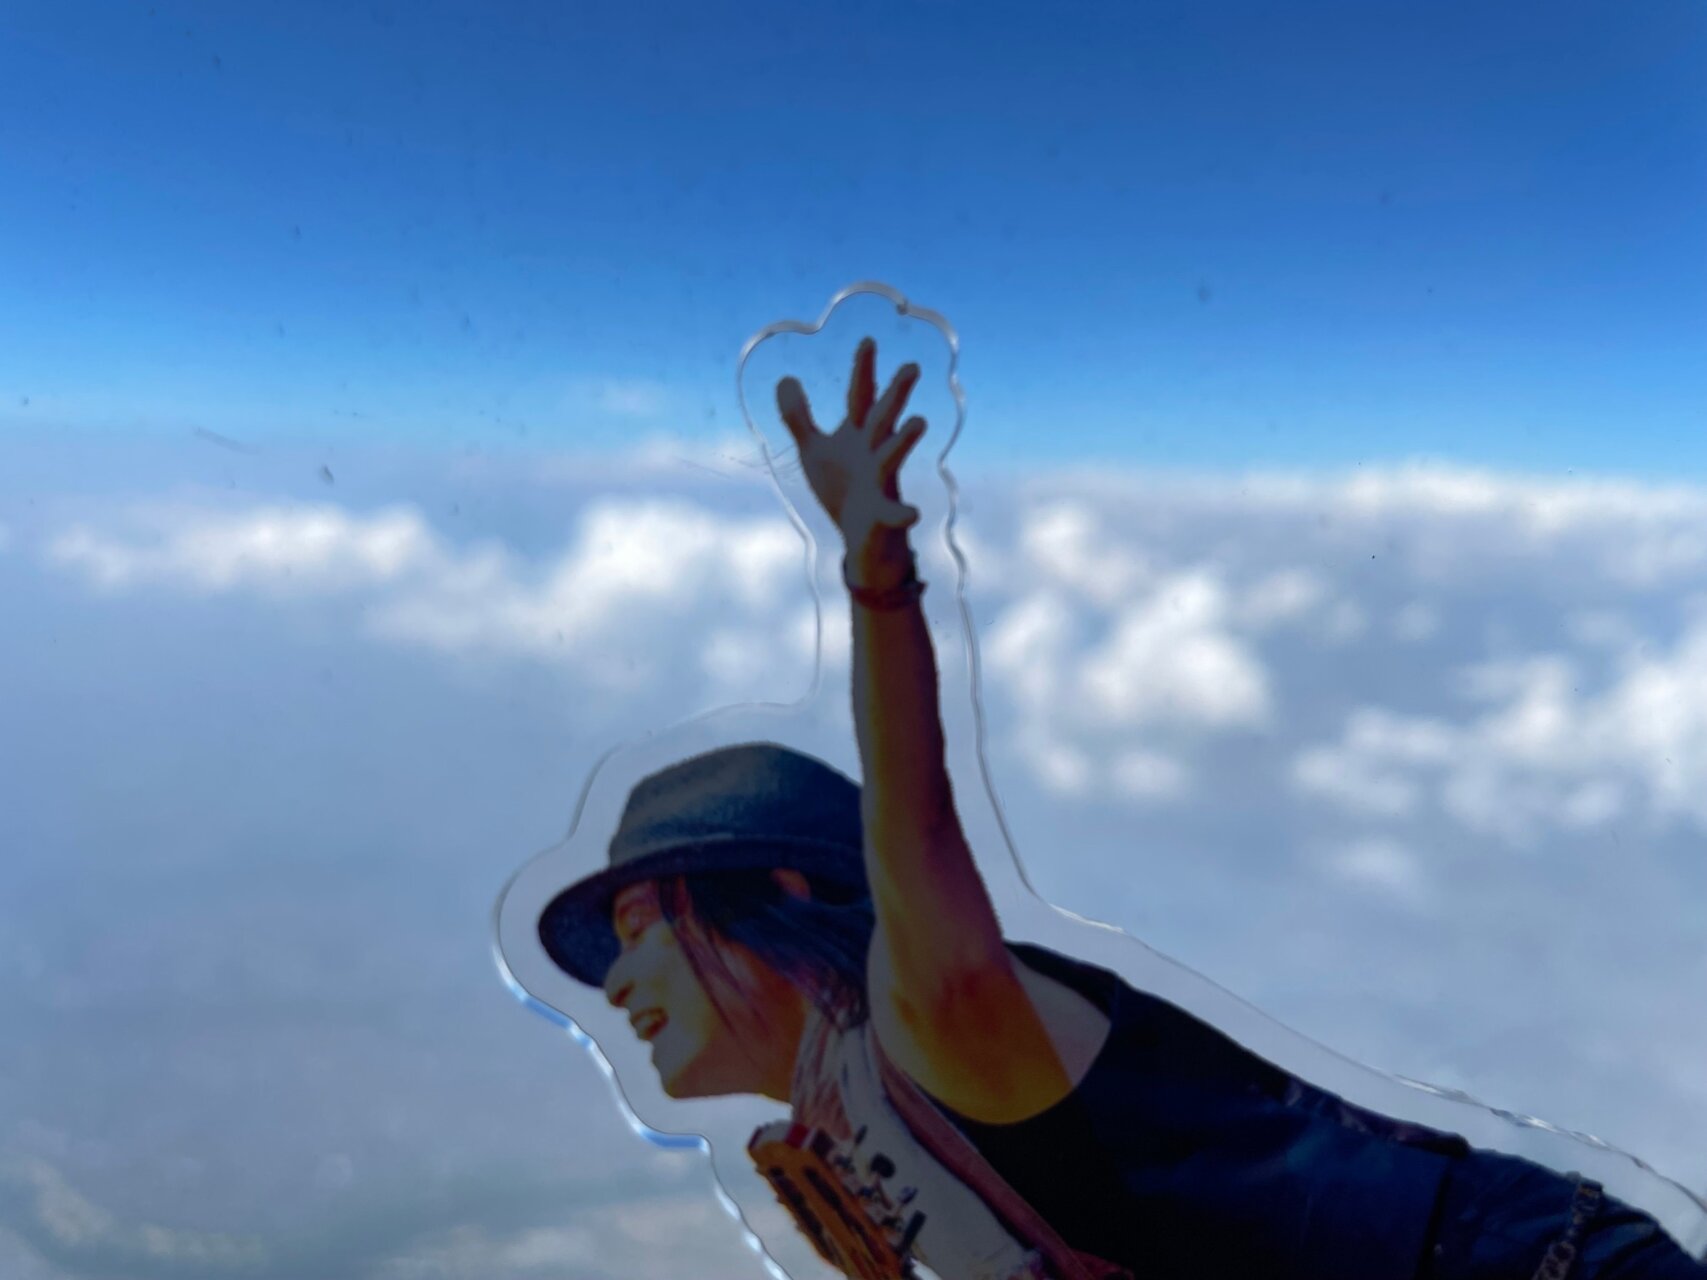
[775,338,929,567]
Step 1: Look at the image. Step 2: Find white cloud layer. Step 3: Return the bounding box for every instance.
[1039,461,1707,587]
[559,377,676,422]
[1319,837,1434,910]
[48,504,442,594]
[46,496,807,701]
[1,1157,266,1272]
[1297,628,1707,843]
[20,453,1707,1273]
[38,461,1707,837]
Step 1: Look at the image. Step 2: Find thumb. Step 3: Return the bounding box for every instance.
[875,499,922,531]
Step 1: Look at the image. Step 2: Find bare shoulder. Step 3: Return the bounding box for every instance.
[869,937,1113,1126]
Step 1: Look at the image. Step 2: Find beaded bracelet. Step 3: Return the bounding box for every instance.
[842,554,927,611]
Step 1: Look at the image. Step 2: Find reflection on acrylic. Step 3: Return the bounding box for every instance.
[495,285,1707,1280]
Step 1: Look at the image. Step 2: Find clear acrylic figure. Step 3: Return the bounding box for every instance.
[496,285,1707,1280]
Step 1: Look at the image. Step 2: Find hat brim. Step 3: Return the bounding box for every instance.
[536,836,867,989]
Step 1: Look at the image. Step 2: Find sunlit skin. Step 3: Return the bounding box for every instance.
[608,339,1096,1125]
[604,343,1106,1133]
[777,339,1088,1124]
[603,871,814,1103]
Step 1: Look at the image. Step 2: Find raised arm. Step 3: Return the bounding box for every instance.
[776,339,1074,1123]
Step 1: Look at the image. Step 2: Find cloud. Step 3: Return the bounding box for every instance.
[40,462,1707,839]
[1007,722,1096,797]
[1318,837,1433,910]
[981,566,1258,800]
[1392,601,1440,643]
[1034,461,1707,587]
[369,1189,839,1280]
[18,449,1707,1267]
[976,499,1280,802]
[0,1148,828,1280]
[1238,568,1329,629]
[1229,464,1707,534]
[366,498,796,661]
[1109,748,1189,800]
[518,431,777,486]
[1074,570,1271,731]
[46,504,443,595]
[1361,466,1707,588]
[983,588,1080,716]
[1294,621,1707,842]
[1229,568,1369,646]
[376,1224,599,1278]
[1014,502,1153,607]
[594,380,670,418]
[0,1157,267,1273]
[44,495,806,698]
[1567,610,1645,652]
[44,460,1707,835]
[559,378,676,423]
[364,499,807,706]
[0,1226,72,1280]
[1293,740,1423,819]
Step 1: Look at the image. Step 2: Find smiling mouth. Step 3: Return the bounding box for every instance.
[635,1011,668,1042]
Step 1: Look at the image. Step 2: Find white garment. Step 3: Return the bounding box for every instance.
[789,1004,1050,1280]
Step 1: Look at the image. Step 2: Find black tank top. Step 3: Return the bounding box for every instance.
[921,942,1467,1280]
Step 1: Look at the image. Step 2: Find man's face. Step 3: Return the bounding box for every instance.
[602,880,778,1099]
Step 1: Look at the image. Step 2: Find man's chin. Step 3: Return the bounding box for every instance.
[658,1065,692,1099]
[660,1068,720,1101]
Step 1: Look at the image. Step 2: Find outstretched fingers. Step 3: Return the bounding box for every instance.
[876,415,927,489]
[864,363,920,447]
[846,337,877,429]
[776,377,820,451]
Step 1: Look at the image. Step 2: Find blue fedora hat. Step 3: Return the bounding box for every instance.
[537,742,870,988]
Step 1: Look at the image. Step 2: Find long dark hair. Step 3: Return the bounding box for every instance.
[657,865,877,1036]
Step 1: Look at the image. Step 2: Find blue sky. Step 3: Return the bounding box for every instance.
[3,0,1703,473]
